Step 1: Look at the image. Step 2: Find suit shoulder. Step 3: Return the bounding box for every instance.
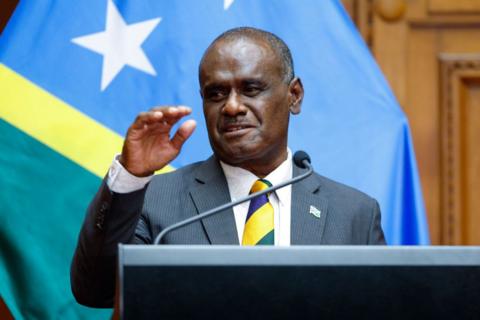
[312,172,376,205]
[309,173,385,245]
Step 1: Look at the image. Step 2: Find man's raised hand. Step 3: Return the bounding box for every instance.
[119,106,196,177]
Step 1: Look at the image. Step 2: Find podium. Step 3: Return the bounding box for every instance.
[117,245,480,319]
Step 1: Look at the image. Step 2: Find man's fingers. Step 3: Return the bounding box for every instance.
[157,106,192,125]
[150,105,191,114]
[131,106,192,130]
[171,119,197,150]
[150,106,192,121]
[130,111,164,130]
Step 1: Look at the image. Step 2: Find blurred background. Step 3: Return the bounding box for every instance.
[341,0,480,246]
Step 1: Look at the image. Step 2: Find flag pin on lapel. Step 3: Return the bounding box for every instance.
[309,205,321,218]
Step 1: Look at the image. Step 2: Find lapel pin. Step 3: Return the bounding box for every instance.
[309,205,321,218]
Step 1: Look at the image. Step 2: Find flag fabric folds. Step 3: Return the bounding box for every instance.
[0,0,429,318]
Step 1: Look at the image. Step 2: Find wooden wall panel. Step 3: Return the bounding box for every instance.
[440,56,480,244]
[461,78,480,244]
[342,0,480,244]
[428,0,480,13]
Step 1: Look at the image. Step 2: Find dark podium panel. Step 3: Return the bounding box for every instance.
[117,246,480,319]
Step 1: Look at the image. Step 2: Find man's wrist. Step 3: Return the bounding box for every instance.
[107,154,153,193]
[118,155,155,177]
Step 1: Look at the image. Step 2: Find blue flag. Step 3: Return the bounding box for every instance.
[0,0,429,318]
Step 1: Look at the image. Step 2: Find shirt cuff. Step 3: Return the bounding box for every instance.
[107,155,153,193]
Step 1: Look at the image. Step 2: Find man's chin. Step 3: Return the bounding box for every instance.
[213,144,260,166]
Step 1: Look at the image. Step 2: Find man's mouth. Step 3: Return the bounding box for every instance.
[223,124,253,132]
[220,123,255,137]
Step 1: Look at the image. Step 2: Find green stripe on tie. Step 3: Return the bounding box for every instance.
[256,230,275,245]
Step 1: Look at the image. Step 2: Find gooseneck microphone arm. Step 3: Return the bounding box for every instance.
[153,151,313,245]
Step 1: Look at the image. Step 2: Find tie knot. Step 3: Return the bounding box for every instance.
[250,179,272,194]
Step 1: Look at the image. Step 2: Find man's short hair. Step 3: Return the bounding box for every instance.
[200,27,295,83]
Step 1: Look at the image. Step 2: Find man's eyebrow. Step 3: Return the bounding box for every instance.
[202,78,266,90]
[242,79,267,86]
[202,83,227,92]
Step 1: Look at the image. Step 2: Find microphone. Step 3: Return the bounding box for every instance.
[153,151,313,245]
[293,150,311,169]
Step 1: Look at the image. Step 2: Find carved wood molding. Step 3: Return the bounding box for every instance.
[428,0,480,14]
[374,0,406,22]
[439,54,480,244]
[410,20,480,29]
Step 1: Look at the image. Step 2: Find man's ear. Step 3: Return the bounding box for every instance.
[288,77,304,115]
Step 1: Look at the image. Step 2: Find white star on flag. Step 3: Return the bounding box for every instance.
[224,0,235,10]
[72,0,161,91]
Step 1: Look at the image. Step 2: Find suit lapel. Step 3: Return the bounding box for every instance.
[290,165,329,245]
[188,156,239,245]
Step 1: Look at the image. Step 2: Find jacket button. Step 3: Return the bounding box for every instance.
[95,213,104,229]
[99,202,109,213]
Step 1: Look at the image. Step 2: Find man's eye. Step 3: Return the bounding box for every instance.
[206,90,226,101]
[243,86,261,96]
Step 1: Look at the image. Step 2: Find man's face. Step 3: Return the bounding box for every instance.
[199,37,300,171]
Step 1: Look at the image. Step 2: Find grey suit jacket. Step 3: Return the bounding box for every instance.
[71,155,385,307]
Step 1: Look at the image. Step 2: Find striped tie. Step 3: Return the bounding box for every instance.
[242,179,274,245]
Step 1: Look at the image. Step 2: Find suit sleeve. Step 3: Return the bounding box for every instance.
[70,178,149,307]
[367,199,387,245]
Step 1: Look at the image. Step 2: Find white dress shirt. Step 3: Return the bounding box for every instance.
[219,150,292,246]
[107,149,293,246]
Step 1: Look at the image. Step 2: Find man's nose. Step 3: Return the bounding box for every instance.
[222,91,247,116]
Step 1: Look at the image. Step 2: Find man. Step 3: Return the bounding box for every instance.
[71,27,385,308]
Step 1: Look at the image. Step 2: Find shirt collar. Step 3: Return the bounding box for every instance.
[219,149,293,205]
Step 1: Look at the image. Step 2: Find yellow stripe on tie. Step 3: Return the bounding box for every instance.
[0,64,173,177]
[242,202,274,245]
[250,180,270,193]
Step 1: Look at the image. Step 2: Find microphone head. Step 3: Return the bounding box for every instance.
[293,150,311,169]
